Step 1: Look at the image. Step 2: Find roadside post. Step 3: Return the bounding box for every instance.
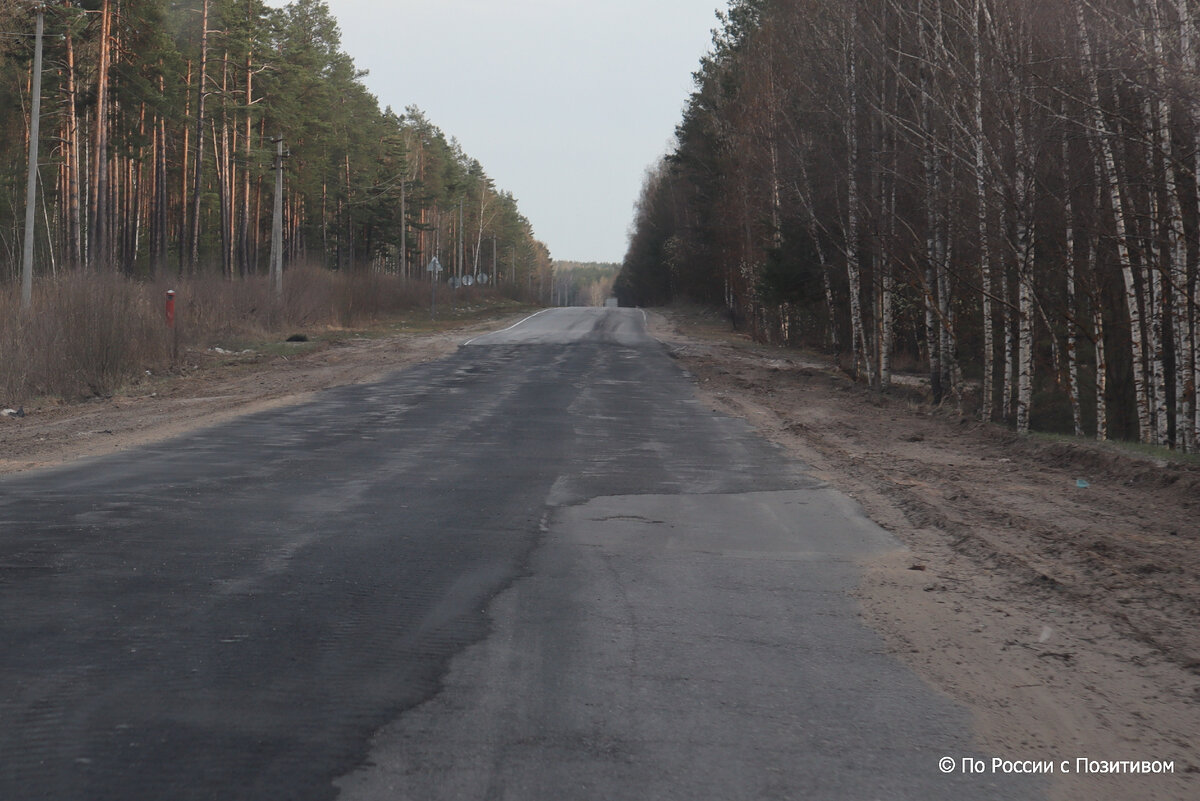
[427,257,443,320]
[166,289,178,362]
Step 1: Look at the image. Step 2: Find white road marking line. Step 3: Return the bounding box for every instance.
[462,308,554,346]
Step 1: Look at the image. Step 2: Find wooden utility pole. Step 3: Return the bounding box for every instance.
[21,3,45,310]
[270,136,284,299]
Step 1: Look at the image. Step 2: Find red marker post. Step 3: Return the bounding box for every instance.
[166,289,178,363]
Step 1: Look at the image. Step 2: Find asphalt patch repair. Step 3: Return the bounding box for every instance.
[3,307,1197,801]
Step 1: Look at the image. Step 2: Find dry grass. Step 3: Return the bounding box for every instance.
[0,268,434,404]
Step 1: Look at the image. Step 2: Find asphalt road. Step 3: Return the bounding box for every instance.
[0,307,1040,800]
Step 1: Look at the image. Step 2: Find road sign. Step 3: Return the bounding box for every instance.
[463,274,474,287]
[478,273,490,285]
[429,257,441,320]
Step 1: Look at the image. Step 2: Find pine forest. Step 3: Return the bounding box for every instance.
[618,0,1200,450]
[0,0,554,402]
[1,0,551,283]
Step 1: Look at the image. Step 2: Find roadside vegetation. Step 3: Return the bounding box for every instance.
[619,0,1200,452]
[0,270,517,404]
[0,0,554,406]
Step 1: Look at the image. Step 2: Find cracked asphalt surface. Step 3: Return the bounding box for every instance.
[0,307,1040,800]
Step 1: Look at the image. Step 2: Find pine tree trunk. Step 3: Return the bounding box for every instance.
[131,103,146,272]
[87,0,112,271]
[151,76,168,278]
[64,11,82,270]
[345,152,354,270]
[189,0,210,272]
[179,60,191,274]
[212,119,232,280]
[239,39,254,277]
[217,53,233,279]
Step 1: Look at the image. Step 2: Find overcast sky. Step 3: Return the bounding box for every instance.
[266,0,721,263]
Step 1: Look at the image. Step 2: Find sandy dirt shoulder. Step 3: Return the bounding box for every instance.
[0,313,524,476]
[648,307,1199,801]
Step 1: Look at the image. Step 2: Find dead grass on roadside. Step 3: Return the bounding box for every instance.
[0,268,464,406]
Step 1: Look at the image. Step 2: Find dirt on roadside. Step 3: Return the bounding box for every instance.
[0,313,522,476]
[649,307,1199,801]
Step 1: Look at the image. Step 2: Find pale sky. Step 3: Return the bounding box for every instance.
[265,0,721,263]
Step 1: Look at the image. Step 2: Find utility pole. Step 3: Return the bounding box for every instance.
[21,3,45,311]
[270,136,284,300]
[399,179,406,279]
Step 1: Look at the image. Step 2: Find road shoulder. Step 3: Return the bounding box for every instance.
[647,307,1200,801]
[0,313,526,477]
[337,490,1038,801]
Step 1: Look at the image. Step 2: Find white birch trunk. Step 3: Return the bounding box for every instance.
[845,6,871,385]
[1171,0,1198,449]
[919,0,943,403]
[1015,109,1035,435]
[1016,271,1035,434]
[1092,152,1108,440]
[1143,0,1188,449]
[1139,83,1170,446]
[1150,236,1170,446]
[881,132,896,392]
[1076,0,1153,442]
[938,209,957,401]
[975,0,994,421]
[1095,294,1109,440]
[1001,206,1015,422]
[1065,135,1083,437]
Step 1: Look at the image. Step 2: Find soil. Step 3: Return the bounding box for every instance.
[3,305,1197,800]
[649,306,1200,801]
